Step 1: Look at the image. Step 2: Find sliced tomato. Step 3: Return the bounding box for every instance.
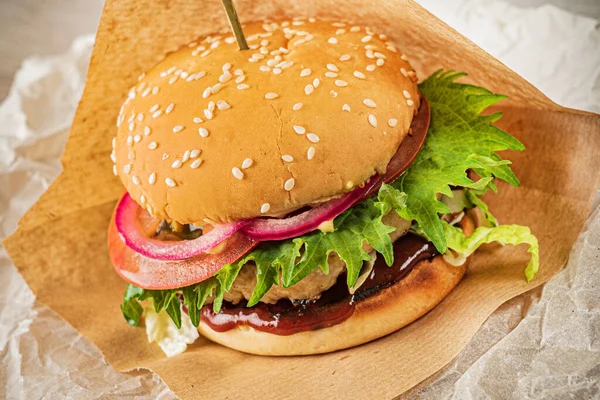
[108,207,259,290]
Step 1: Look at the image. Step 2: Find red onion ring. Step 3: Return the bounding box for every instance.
[241,176,380,241]
[115,193,247,260]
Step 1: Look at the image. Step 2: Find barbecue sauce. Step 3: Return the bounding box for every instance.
[201,233,438,335]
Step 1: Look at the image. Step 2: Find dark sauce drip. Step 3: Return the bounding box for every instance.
[201,233,439,335]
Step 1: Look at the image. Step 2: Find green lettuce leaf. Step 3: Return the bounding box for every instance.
[394,70,524,252]
[442,221,539,281]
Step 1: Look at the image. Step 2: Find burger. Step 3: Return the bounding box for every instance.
[110,18,539,356]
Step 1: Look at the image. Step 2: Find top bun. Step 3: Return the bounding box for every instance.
[112,19,419,224]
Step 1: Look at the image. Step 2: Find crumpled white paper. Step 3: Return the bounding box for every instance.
[1,1,598,398]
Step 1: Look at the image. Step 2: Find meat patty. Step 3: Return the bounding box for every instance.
[222,212,411,304]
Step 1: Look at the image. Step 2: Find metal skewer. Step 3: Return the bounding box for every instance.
[221,0,249,50]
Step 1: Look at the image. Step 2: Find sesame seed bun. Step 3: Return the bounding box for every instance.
[113,19,419,224]
[197,214,475,356]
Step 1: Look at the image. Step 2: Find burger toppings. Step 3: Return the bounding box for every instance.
[115,192,249,260]
[200,233,438,336]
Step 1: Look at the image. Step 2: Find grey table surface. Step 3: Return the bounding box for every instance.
[0,0,599,102]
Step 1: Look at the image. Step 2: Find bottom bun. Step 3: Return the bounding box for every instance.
[198,215,475,356]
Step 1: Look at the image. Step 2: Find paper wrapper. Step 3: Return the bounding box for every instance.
[3,0,600,398]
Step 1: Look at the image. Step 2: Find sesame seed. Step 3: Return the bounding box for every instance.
[181,72,189,79]
[363,99,376,108]
[376,59,385,67]
[211,84,222,94]
[147,141,158,150]
[200,50,211,57]
[112,165,118,176]
[162,153,169,160]
[219,73,232,83]
[335,28,346,35]
[267,59,278,67]
[182,151,191,163]
[400,68,408,77]
[171,160,182,169]
[190,149,201,158]
[300,68,311,77]
[340,54,351,61]
[401,54,409,61]
[173,126,184,133]
[110,153,117,163]
[217,100,231,110]
[403,90,412,99]
[327,64,339,72]
[148,173,156,184]
[305,84,314,95]
[361,35,372,43]
[350,26,360,32]
[293,102,303,111]
[388,118,398,127]
[306,133,320,143]
[335,80,348,87]
[260,66,271,72]
[128,122,135,132]
[208,101,215,112]
[366,64,376,72]
[260,203,271,213]
[199,128,209,137]
[313,78,320,88]
[387,45,397,53]
[342,104,351,112]
[260,47,268,55]
[112,137,116,148]
[123,164,132,174]
[328,37,338,44]
[128,151,135,160]
[132,175,140,185]
[137,113,144,122]
[232,167,244,180]
[225,37,236,44]
[374,52,386,59]
[407,99,415,107]
[193,117,203,123]
[234,69,243,76]
[325,72,338,78]
[236,83,250,90]
[237,158,252,170]
[165,178,177,187]
[152,87,159,95]
[204,109,213,119]
[368,114,377,127]
[281,155,294,162]
[196,71,206,79]
[235,75,246,84]
[203,87,211,98]
[330,90,338,98]
[222,63,232,72]
[140,195,146,204]
[293,125,306,134]
[307,146,315,160]
[126,136,133,146]
[265,92,279,99]
[168,76,178,85]
[274,68,283,75]
[353,71,366,79]
[165,103,175,114]
[284,178,295,191]
[190,159,202,169]
[144,126,151,136]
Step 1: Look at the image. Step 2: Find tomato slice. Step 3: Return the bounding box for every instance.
[108,206,259,290]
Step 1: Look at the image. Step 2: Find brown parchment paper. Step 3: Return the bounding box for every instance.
[4,0,600,398]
